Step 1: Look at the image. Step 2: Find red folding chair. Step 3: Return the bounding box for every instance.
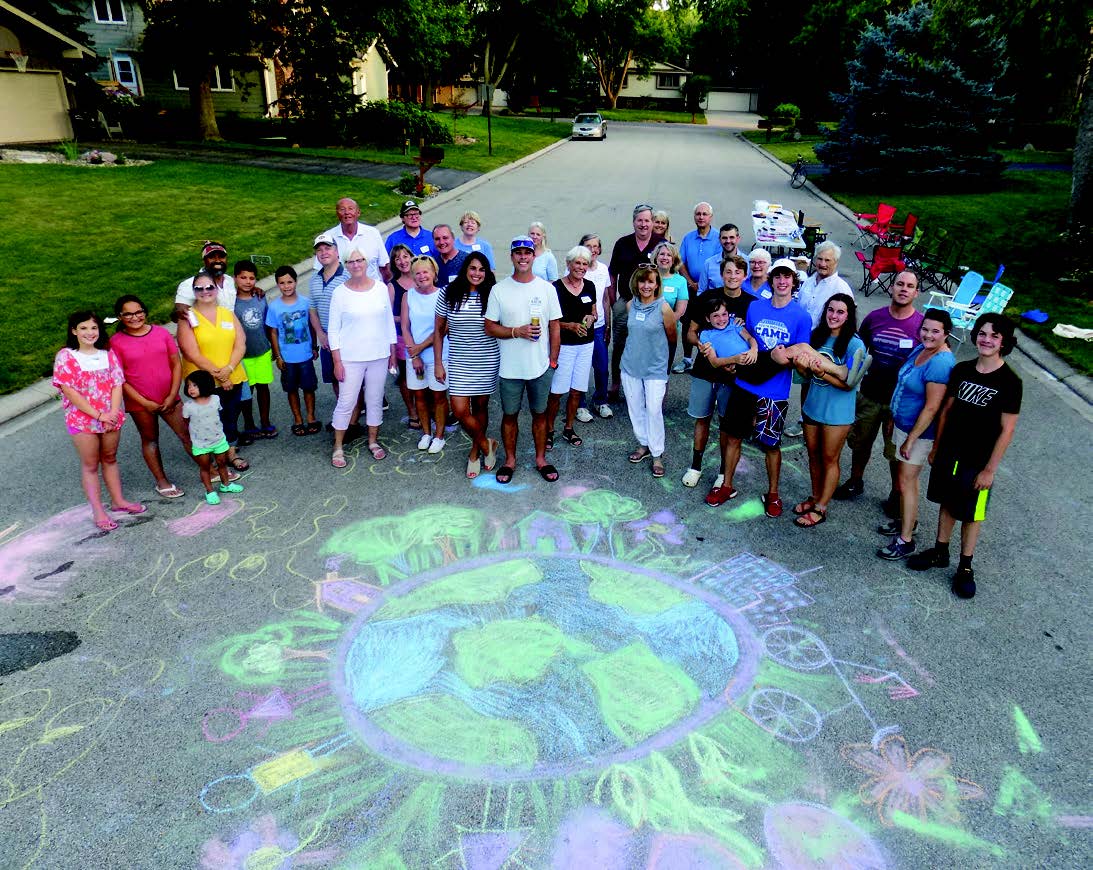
[886,212,917,246]
[854,245,907,297]
[852,203,897,248]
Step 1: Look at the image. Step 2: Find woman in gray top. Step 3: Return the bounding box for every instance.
[620,265,676,477]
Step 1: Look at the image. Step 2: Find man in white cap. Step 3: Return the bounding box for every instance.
[484,236,563,484]
[385,200,437,259]
[173,241,237,321]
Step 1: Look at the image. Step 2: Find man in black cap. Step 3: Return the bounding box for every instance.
[384,200,437,259]
[174,241,237,321]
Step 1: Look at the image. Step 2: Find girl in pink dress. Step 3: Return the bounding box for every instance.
[52,310,145,531]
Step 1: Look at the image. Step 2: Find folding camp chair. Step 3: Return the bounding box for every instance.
[852,203,897,249]
[948,283,1013,344]
[926,270,984,314]
[854,245,907,297]
[886,212,918,246]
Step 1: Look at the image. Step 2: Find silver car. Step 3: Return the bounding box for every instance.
[571,113,607,141]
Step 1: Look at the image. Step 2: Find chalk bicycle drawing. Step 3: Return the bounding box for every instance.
[748,624,919,747]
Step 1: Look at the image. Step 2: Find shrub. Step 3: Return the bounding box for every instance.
[397,172,417,195]
[773,103,801,123]
[347,100,453,149]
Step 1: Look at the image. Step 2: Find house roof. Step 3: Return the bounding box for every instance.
[0,0,96,58]
[650,60,690,74]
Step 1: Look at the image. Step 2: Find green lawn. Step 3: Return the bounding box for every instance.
[599,108,706,125]
[0,162,404,395]
[190,113,569,174]
[831,173,1091,374]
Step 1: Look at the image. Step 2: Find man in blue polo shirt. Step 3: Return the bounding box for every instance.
[679,202,719,294]
[385,200,437,258]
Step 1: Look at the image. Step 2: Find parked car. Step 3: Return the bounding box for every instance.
[571,113,607,141]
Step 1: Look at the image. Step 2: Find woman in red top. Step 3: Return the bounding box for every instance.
[109,294,196,498]
[53,310,145,531]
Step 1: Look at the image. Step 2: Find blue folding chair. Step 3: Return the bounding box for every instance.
[926,270,983,314]
[949,283,1014,344]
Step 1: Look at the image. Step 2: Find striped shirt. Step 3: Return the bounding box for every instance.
[435,291,499,396]
[308,264,349,331]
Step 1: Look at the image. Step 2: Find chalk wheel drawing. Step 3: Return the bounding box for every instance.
[748,689,823,742]
[333,553,760,781]
[762,626,832,670]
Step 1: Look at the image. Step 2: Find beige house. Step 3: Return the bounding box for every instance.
[0,0,95,144]
[615,60,690,107]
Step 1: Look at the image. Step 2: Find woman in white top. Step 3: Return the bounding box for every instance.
[577,232,612,420]
[402,256,450,454]
[529,221,558,282]
[328,247,397,467]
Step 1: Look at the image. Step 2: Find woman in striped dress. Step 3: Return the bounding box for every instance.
[433,252,500,478]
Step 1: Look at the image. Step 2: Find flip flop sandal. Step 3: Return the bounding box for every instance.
[628,448,651,463]
[305,421,322,435]
[260,425,279,439]
[408,418,423,430]
[495,466,515,484]
[155,484,185,499]
[368,442,387,461]
[111,503,147,515]
[793,497,819,516]
[230,456,250,471]
[483,439,499,471]
[794,507,827,528]
[561,428,583,447]
[546,431,555,450]
[466,457,481,479]
[95,517,119,532]
[292,423,307,436]
[331,449,347,469]
[537,464,559,482]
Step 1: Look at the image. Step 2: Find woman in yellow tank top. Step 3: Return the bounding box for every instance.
[177,274,249,470]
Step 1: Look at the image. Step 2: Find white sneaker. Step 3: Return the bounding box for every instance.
[427,437,446,454]
[597,404,614,419]
[682,468,702,487]
[784,421,803,438]
[576,407,594,423]
[417,432,433,450]
[672,357,693,373]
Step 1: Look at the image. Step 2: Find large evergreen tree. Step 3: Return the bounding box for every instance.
[816,4,1008,182]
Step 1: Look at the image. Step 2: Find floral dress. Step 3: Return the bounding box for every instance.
[52,347,125,434]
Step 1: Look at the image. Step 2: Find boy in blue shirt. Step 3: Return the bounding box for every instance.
[234,260,277,441]
[265,266,320,435]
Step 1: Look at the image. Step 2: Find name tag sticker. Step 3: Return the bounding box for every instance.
[635,312,647,322]
[580,296,592,303]
[220,321,234,330]
[419,245,430,253]
[899,338,913,348]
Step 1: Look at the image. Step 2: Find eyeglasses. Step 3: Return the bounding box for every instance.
[120,310,146,318]
[346,258,366,265]
[193,285,216,293]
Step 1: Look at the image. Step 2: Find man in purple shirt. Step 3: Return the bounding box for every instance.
[835,270,924,512]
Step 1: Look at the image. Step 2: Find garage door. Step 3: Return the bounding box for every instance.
[0,70,73,144]
[705,91,754,112]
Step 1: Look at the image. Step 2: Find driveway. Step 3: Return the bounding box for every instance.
[1,121,1089,869]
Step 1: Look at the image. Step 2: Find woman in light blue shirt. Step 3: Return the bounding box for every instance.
[529,221,558,282]
[652,241,689,373]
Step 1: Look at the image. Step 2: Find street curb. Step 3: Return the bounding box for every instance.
[736,133,1092,408]
[0,135,573,430]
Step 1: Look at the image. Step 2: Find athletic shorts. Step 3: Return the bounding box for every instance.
[721,389,788,449]
[500,368,553,415]
[281,360,318,393]
[241,350,274,386]
[192,437,230,457]
[927,455,992,522]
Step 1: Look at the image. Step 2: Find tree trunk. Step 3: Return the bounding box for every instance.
[1070,71,1093,230]
[481,34,519,116]
[191,75,221,141]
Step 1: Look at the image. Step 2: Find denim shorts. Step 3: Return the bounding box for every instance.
[281,359,318,393]
[499,368,553,415]
[687,377,731,419]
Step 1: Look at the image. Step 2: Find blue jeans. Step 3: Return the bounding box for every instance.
[584,326,609,406]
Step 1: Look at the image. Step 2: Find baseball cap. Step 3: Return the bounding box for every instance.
[510,236,535,252]
[400,200,421,216]
[313,232,336,248]
[202,241,227,257]
[770,257,797,274]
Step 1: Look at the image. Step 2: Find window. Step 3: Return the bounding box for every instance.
[173,65,235,93]
[92,0,125,24]
[656,73,681,89]
[113,53,140,95]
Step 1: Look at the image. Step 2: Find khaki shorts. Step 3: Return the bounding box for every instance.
[848,392,897,462]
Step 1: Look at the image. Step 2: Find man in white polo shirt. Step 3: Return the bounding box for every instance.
[484,236,563,484]
[313,197,390,281]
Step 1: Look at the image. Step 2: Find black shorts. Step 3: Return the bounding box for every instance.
[927,455,992,522]
[281,359,318,394]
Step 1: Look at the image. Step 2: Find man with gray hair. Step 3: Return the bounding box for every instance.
[679,202,719,294]
[432,224,466,288]
[314,197,390,281]
[796,241,854,327]
[605,203,664,402]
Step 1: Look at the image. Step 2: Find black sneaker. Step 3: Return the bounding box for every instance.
[877,518,917,536]
[834,479,864,500]
[877,537,915,560]
[881,494,901,519]
[907,546,950,571]
[951,566,976,598]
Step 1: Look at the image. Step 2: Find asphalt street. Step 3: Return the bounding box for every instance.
[1,119,1090,869]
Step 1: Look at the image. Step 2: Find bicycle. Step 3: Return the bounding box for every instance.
[790,154,808,189]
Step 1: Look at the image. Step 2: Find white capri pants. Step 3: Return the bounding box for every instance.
[332,358,387,429]
[551,343,595,394]
[621,373,667,457]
